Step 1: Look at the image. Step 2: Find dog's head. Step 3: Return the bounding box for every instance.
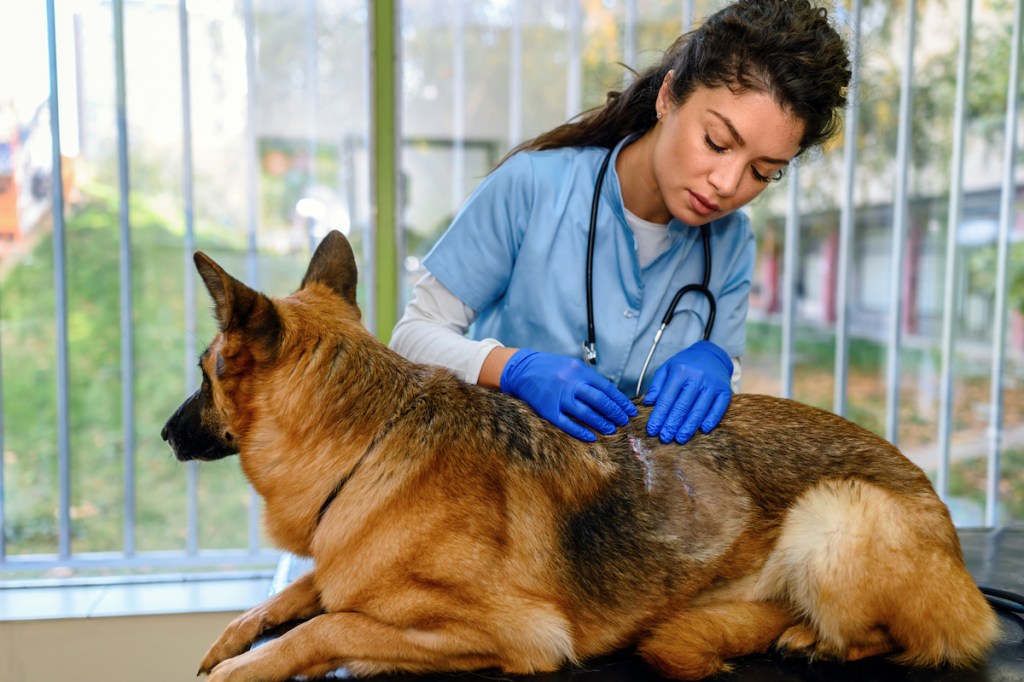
[161,230,360,462]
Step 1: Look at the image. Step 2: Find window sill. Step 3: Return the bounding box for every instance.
[0,573,273,621]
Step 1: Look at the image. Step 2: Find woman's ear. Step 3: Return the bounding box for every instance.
[657,69,675,117]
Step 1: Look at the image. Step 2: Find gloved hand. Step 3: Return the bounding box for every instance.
[643,340,733,444]
[500,349,638,442]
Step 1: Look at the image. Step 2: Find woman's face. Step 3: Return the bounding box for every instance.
[653,81,804,226]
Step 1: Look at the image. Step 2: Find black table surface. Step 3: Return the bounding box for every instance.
[264,527,1024,682]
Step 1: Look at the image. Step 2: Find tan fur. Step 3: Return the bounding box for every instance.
[754,480,998,667]
[161,231,998,682]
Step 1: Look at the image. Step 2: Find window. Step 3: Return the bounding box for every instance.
[2,0,1022,581]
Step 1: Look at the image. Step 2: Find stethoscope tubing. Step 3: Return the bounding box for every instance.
[582,147,614,367]
[584,144,717,397]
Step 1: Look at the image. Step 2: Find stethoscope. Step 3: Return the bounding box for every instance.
[582,145,717,398]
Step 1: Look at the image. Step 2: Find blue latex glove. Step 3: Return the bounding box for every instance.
[643,340,733,444]
[500,349,638,442]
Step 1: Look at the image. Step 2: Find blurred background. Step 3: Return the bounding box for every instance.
[0,0,1022,579]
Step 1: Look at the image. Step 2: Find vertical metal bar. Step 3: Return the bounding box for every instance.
[306,0,319,253]
[885,0,917,448]
[781,165,801,399]
[179,0,200,557]
[0,269,4,561]
[834,0,862,418]
[566,0,581,119]
[985,0,1022,527]
[242,0,262,553]
[45,0,72,562]
[508,0,523,149]
[624,0,637,76]
[360,5,374,322]
[112,0,137,558]
[244,0,259,289]
[936,0,973,499]
[74,14,87,154]
[371,0,400,343]
[682,0,695,31]
[452,0,465,214]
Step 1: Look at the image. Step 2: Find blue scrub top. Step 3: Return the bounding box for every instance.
[423,137,755,395]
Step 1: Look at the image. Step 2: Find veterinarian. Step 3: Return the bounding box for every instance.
[391,0,850,445]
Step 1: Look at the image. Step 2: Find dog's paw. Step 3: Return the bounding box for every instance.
[199,638,242,674]
[199,609,269,674]
[206,657,248,682]
[774,624,894,663]
[198,651,225,677]
[199,639,246,676]
[774,625,869,663]
[204,644,292,682]
[773,624,842,662]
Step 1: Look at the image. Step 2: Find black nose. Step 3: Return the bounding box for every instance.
[161,424,170,442]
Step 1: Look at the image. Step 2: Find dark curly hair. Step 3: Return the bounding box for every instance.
[507,0,851,159]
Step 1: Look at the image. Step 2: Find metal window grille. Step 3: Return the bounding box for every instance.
[1,0,1021,579]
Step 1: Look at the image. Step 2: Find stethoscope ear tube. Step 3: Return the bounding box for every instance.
[584,144,717,393]
[583,147,616,367]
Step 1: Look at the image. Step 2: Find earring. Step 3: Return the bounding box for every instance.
[657,112,663,121]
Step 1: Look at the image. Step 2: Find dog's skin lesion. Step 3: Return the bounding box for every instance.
[162,230,999,682]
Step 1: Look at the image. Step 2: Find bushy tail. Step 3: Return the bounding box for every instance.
[887,541,998,668]
[756,479,998,668]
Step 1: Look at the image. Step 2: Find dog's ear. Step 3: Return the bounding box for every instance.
[300,230,358,307]
[193,252,281,346]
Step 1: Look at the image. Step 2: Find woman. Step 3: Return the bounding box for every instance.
[391,0,851,444]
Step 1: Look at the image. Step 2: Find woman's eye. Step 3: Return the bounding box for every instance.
[704,135,726,153]
[753,167,786,184]
[706,132,786,184]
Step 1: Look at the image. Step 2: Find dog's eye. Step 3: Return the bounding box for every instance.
[216,354,226,377]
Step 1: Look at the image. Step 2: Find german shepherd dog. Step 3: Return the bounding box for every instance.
[163,230,997,682]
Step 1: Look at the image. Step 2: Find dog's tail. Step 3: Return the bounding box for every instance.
[756,479,999,668]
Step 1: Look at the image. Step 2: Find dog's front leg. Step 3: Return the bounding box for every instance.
[199,570,324,675]
[205,610,511,682]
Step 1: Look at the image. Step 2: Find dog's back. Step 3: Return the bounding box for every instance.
[321,362,997,674]
[557,394,995,672]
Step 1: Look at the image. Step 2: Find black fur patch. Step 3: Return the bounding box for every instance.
[486,402,537,462]
[561,466,672,609]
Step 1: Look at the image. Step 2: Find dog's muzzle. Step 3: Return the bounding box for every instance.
[162,390,239,462]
